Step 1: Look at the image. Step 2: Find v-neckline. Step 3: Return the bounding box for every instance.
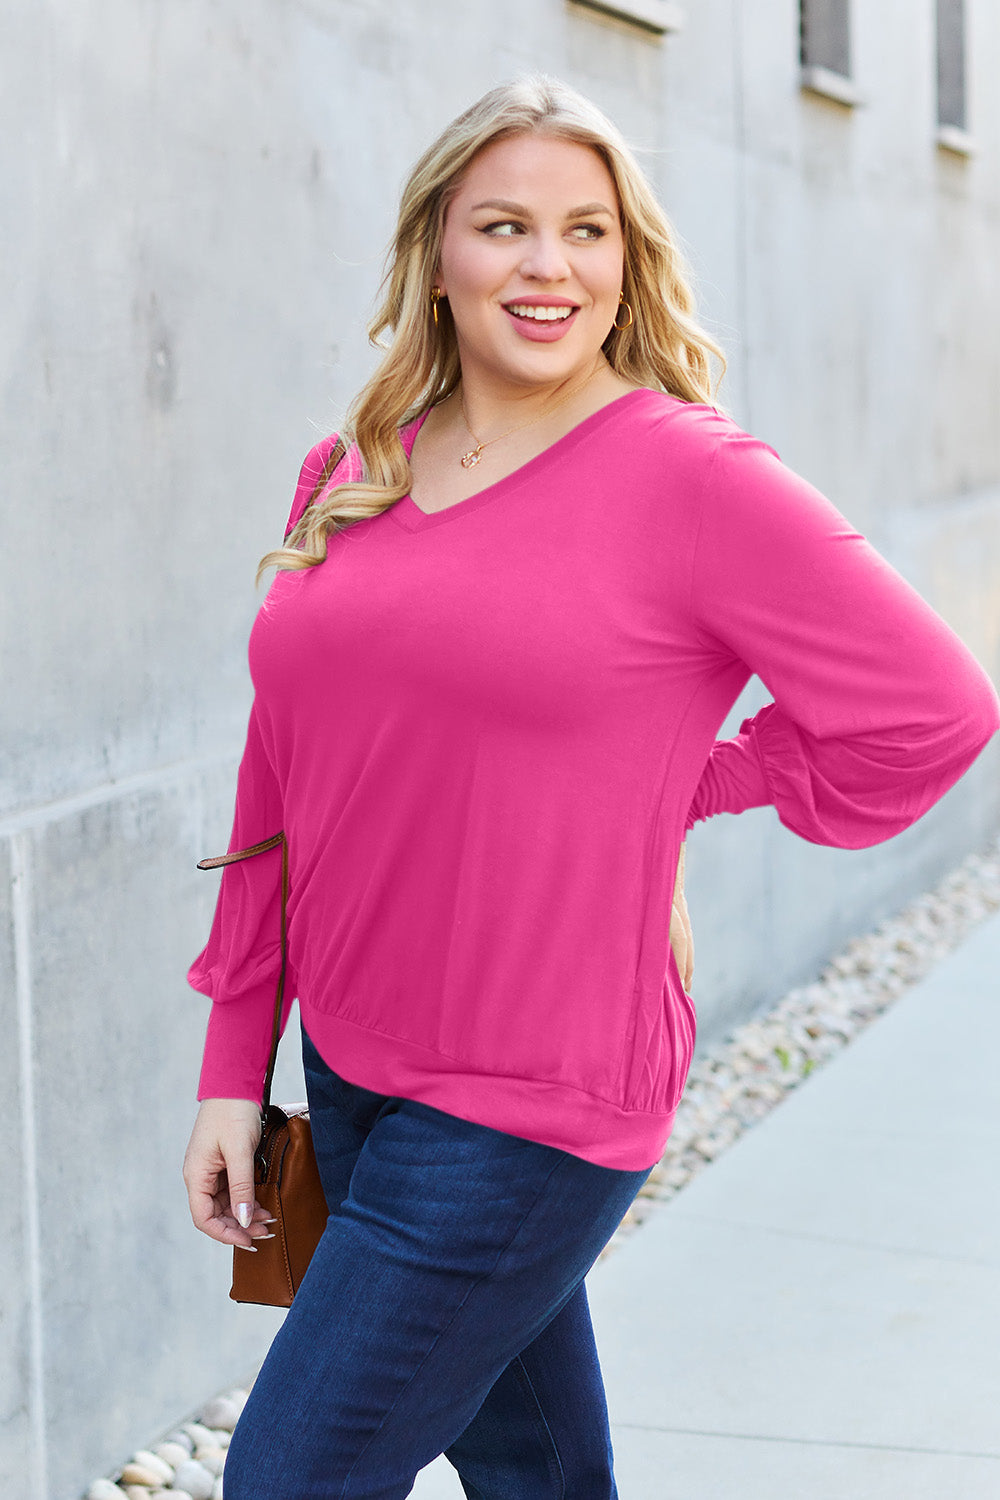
[389,388,652,534]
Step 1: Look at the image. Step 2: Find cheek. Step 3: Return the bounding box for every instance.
[439,237,502,302]
[593,242,625,298]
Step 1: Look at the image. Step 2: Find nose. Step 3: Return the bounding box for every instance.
[518,230,572,283]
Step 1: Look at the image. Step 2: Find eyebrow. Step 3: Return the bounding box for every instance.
[469,199,616,218]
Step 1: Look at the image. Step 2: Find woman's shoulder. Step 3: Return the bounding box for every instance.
[284,430,359,538]
[617,387,774,459]
[608,391,794,513]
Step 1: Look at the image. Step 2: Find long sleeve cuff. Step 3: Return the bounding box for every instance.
[684,416,1000,849]
[687,689,1000,848]
[195,983,297,1105]
[196,987,276,1105]
[685,718,772,832]
[749,697,999,849]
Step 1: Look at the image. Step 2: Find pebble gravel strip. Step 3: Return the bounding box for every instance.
[84,831,1000,1498]
[84,1394,245,1499]
[600,829,1000,1259]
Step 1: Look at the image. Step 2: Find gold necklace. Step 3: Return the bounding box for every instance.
[456,369,599,470]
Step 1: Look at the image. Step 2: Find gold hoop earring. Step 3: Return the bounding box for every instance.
[614,293,633,331]
[430,287,443,326]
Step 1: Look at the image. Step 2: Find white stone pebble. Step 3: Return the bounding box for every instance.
[172,1458,216,1500]
[127,1451,174,1484]
[194,1445,227,1477]
[199,1395,242,1432]
[228,1387,249,1416]
[153,1440,190,1468]
[172,1464,215,1500]
[164,1429,195,1454]
[120,1463,164,1487]
[212,1479,225,1500]
[183,1423,218,1450]
[87,1483,126,1500]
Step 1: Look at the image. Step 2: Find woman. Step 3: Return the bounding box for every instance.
[183,76,999,1498]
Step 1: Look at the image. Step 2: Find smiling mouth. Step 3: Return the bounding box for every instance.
[504,303,578,322]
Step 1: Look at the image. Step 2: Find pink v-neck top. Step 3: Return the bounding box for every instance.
[189,389,999,1169]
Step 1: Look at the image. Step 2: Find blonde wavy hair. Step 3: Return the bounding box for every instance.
[259,73,726,581]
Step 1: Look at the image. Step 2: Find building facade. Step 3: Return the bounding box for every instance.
[3,2,998,1494]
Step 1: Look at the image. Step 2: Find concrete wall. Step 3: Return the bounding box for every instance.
[3,2,998,1494]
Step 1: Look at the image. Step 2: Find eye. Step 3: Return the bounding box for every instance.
[569,223,607,241]
[480,220,524,237]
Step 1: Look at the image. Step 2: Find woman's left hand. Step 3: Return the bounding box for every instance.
[670,843,694,993]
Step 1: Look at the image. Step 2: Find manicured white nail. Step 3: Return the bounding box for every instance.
[235,1242,257,1252]
[236,1203,253,1229]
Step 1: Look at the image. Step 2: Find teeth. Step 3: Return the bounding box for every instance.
[507,304,574,321]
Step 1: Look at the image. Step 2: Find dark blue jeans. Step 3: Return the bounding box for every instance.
[222,1023,652,1499]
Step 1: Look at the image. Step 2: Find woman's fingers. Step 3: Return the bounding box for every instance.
[186,1176,229,1244]
[226,1152,260,1240]
[671,842,694,992]
[680,903,695,990]
[183,1155,247,1245]
[182,1098,263,1249]
[670,889,695,993]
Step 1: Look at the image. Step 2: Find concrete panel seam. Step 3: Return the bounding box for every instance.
[655,1209,1000,1271]
[0,751,239,838]
[11,831,48,1500]
[731,0,752,431]
[607,1420,1000,1461]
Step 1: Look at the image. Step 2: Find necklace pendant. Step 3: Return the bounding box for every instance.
[460,448,483,469]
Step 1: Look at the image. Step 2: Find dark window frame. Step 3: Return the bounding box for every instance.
[936,0,967,132]
[799,0,852,79]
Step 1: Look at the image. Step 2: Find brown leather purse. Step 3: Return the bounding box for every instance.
[197,836,329,1307]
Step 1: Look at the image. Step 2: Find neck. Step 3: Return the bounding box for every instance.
[455,358,609,440]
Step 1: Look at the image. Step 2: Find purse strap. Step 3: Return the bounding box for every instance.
[197,833,289,1114]
[285,434,348,539]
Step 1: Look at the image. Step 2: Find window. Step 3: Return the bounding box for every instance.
[799,0,861,107]
[936,0,968,135]
[800,0,851,77]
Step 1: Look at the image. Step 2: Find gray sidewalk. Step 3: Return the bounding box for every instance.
[412,908,1000,1500]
